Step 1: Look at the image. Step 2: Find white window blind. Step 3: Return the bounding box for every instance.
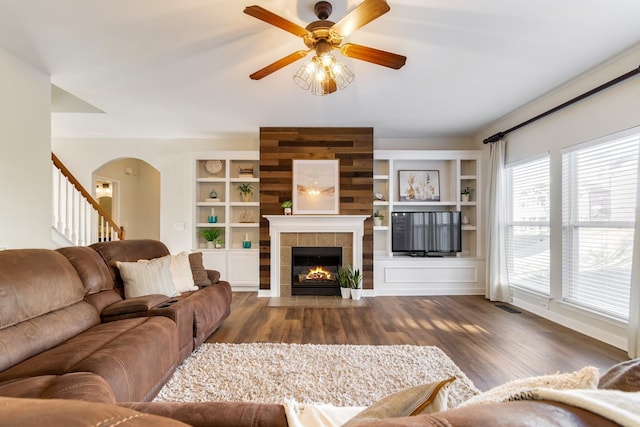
[505,156,551,294]
[562,131,640,320]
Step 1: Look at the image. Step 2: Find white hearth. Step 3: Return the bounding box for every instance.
[262,215,369,297]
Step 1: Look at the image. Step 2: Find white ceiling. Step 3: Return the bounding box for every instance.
[0,0,639,139]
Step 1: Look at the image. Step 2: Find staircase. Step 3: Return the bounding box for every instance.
[51,153,124,245]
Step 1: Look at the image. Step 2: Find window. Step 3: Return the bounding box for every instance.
[562,130,640,320]
[505,156,551,294]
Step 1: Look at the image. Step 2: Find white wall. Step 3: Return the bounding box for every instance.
[475,44,640,350]
[376,137,474,151]
[95,158,161,240]
[0,48,52,249]
[52,137,258,253]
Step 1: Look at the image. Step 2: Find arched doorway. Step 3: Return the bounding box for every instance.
[93,158,160,240]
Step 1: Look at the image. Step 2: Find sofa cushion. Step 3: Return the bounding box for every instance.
[0,301,99,372]
[58,245,124,312]
[170,252,198,293]
[598,358,640,392]
[123,401,289,427]
[0,249,100,372]
[57,246,114,295]
[0,373,116,403]
[0,249,85,329]
[188,252,212,287]
[117,256,178,299]
[90,239,171,289]
[0,316,179,402]
[0,396,189,427]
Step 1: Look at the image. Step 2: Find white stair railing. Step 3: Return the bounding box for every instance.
[52,153,124,245]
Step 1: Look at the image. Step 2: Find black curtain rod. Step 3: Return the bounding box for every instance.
[483,64,640,144]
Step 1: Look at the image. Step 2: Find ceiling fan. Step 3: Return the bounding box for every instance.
[244,0,406,93]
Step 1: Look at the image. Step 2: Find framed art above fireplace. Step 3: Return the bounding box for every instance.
[292,159,340,214]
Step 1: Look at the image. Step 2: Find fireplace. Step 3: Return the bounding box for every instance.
[291,247,342,296]
[263,215,368,297]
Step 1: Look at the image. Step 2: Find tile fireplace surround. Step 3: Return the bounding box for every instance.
[262,215,369,297]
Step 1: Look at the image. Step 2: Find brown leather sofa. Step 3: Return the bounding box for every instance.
[0,240,232,404]
[60,239,232,360]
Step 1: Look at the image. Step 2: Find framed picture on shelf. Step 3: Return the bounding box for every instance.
[292,159,340,214]
[399,170,440,201]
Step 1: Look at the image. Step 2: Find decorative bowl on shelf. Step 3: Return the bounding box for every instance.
[205,160,223,176]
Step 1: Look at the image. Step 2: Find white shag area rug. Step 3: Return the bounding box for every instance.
[155,343,480,408]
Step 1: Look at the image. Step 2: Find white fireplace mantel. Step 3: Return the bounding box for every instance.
[262,215,369,297]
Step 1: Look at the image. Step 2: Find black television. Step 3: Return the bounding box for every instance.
[391,211,462,256]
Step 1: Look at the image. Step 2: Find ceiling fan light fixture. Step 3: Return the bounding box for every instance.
[293,53,354,96]
[293,58,316,90]
[332,62,354,89]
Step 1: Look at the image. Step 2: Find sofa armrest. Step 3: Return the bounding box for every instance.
[101,294,170,319]
[120,401,288,427]
[149,298,194,361]
[205,269,220,285]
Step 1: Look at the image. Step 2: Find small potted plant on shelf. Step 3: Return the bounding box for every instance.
[373,210,384,227]
[461,186,473,202]
[238,183,253,202]
[200,228,220,249]
[214,237,223,249]
[281,200,292,215]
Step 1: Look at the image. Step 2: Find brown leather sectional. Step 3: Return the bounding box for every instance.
[0,240,232,403]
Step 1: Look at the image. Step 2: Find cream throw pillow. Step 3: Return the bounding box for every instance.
[459,366,600,407]
[117,255,178,299]
[169,251,198,293]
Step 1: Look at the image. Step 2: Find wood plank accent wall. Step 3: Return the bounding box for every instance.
[259,127,374,291]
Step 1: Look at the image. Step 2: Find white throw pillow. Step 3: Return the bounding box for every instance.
[170,251,198,293]
[117,255,178,299]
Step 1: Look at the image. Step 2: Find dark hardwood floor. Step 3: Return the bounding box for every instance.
[207,293,628,390]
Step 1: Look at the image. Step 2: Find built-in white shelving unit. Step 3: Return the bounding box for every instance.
[372,150,485,295]
[193,151,260,290]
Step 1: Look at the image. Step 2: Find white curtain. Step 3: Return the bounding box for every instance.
[628,160,640,358]
[485,139,509,302]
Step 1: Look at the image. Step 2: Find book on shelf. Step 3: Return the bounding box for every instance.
[205,198,220,202]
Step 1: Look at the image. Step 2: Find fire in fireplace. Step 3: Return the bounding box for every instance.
[291,247,342,296]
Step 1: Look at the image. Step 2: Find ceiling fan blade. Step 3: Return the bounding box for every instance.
[244,5,310,38]
[331,0,390,38]
[249,50,310,80]
[340,43,406,69]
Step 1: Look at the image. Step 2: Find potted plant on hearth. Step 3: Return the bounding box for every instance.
[238,183,254,202]
[200,228,220,249]
[349,267,363,300]
[281,200,292,215]
[336,265,353,299]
